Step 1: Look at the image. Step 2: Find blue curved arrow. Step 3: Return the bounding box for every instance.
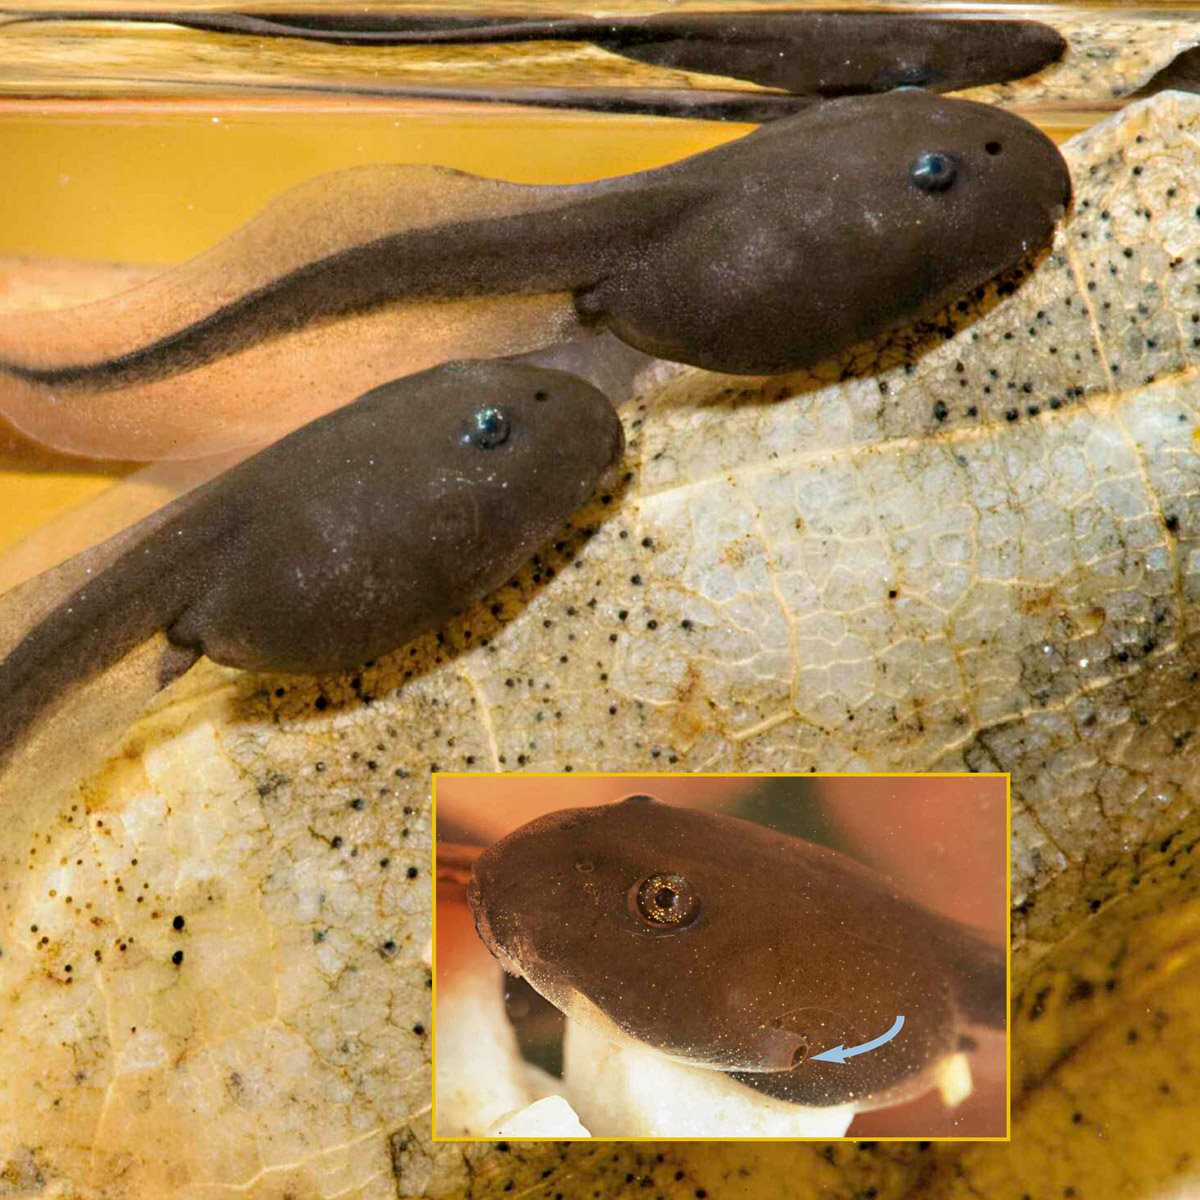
[809,1015,905,1065]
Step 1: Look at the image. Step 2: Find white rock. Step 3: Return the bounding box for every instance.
[934,1051,974,1109]
[489,1096,590,1139]
[434,958,532,1137]
[562,1020,857,1138]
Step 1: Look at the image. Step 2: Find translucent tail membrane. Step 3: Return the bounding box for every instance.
[0,163,588,460]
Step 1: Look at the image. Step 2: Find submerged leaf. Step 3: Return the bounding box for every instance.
[963,15,1200,108]
[3,92,1200,1196]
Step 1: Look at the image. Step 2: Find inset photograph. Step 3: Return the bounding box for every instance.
[433,774,1009,1140]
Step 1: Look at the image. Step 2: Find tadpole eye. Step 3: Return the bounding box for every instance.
[632,872,699,928]
[468,406,510,449]
[910,151,958,193]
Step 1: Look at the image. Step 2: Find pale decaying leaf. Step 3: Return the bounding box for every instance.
[962,14,1200,111]
[3,91,1200,1197]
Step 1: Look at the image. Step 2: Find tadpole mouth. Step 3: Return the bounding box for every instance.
[464,867,495,946]
[466,885,517,977]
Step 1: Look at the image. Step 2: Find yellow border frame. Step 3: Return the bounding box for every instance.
[430,771,1012,1143]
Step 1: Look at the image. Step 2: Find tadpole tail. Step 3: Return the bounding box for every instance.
[0,491,207,771]
[0,174,626,397]
[0,11,601,45]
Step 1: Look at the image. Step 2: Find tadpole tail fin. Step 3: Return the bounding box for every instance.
[279,84,812,124]
[0,11,589,45]
[0,162,602,460]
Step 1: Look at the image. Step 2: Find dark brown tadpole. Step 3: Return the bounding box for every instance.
[468,796,1006,1110]
[9,11,1066,104]
[0,90,1070,461]
[0,360,624,769]
[574,89,1072,375]
[504,11,1066,100]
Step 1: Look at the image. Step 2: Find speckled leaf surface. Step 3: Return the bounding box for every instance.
[963,13,1200,109]
[3,92,1200,1198]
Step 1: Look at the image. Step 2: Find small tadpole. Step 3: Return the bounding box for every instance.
[172,915,185,931]
[171,950,184,966]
